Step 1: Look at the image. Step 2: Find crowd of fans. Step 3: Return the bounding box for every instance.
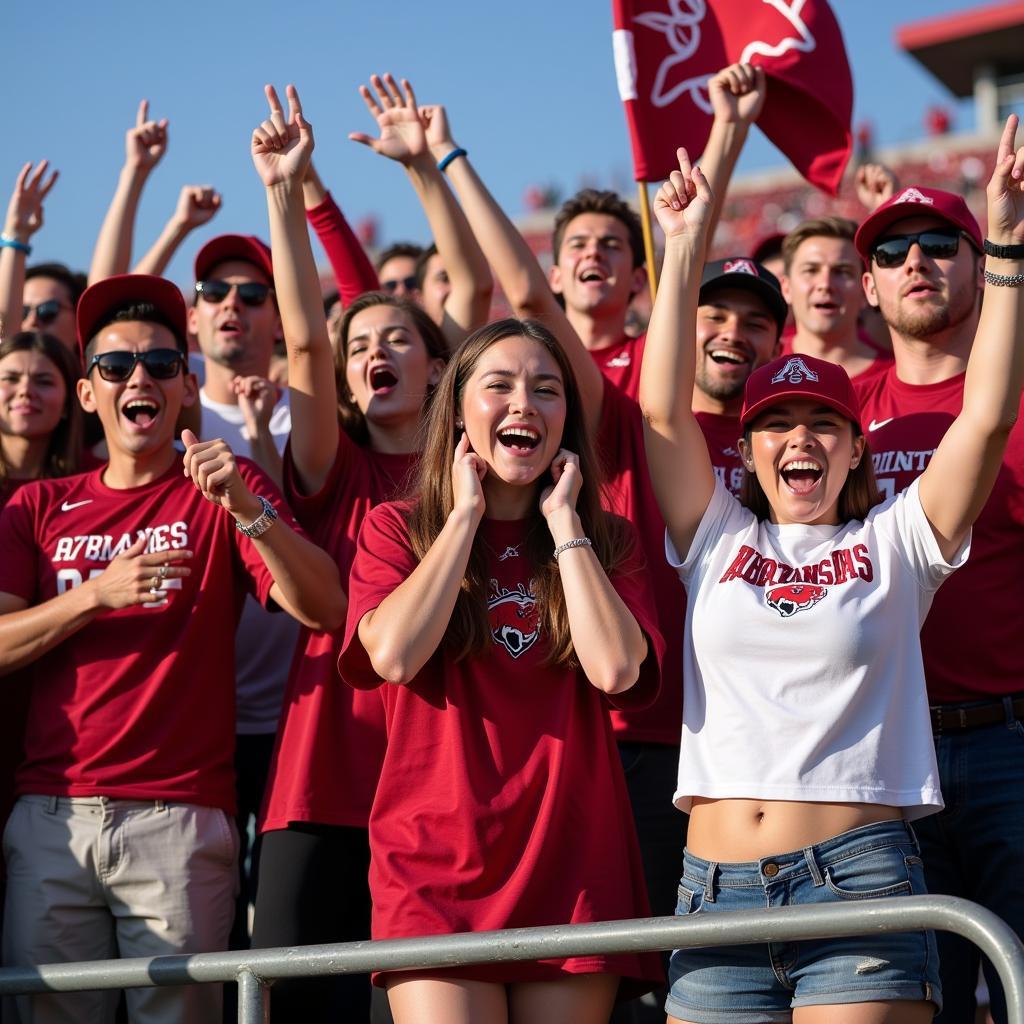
[1,62,1023,1024]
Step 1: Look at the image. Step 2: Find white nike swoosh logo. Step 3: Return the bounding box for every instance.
[868,418,894,432]
[60,499,93,512]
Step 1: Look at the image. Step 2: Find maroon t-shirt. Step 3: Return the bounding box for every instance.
[856,366,1024,703]
[259,429,415,832]
[338,503,664,992]
[588,333,646,400]
[0,459,292,811]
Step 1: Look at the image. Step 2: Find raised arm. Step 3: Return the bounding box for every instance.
[134,185,222,276]
[639,148,717,559]
[251,83,339,495]
[89,100,168,284]
[855,163,899,213]
[302,159,380,308]
[423,108,605,432]
[181,428,344,631]
[349,74,492,349]
[699,63,766,246]
[0,161,58,339]
[918,116,1024,560]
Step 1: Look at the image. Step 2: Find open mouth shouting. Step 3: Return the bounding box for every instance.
[369,364,399,395]
[121,397,161,430]
[780,457,824,496]
[496,424,542,456]
[706,345,752,369]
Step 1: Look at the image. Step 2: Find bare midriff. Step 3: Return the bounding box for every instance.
[686,797,903,862]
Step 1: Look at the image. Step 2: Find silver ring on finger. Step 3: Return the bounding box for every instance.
[158,564,169,580]
[150,575,162,591]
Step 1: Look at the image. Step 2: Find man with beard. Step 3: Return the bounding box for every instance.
[854,184,1024,1024]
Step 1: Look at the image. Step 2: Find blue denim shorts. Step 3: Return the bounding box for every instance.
[666,820,941,1023]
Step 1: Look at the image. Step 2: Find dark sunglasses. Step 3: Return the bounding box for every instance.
[22,299,71,325]
[87,349,186,382]
[380,275,418,294]
[195,280,273,307]
[870,228,965,269]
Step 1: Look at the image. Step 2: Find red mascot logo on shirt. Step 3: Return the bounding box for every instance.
[764,582,827,617]
[488,580,540,659]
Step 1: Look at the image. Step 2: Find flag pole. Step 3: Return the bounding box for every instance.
[637,180,658,301]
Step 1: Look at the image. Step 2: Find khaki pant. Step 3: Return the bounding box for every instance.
[2,795,238,1024]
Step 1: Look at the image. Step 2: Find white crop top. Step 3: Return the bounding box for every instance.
[667,478,968,820]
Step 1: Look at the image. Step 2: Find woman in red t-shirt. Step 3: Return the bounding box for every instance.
[248,86,449,1020]
[340,318,664,1023]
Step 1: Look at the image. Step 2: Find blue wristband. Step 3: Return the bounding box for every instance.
[437,148,467,174]
[0,235,31,256]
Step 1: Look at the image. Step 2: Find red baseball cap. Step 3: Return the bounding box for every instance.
[854,186,982,263]
[699,257,788,333]
[194,234,273,283]
[76,274,188,364]
[741,354,861,428]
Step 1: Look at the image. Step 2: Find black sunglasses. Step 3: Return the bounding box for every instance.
[87,349,186,382]
[22,299,71,325]
[870,228,965,269]
[380,275,418,294]
[195,280,273,307]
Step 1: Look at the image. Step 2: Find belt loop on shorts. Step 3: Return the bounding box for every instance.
[1004,695,1017,729]
[45,795,58,814]
[704,861,718,904]
[802,844,825,886]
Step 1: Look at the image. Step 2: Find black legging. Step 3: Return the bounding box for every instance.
[251,823,374,1022]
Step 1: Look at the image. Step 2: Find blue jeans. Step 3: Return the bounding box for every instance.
[915,699,1024,1024]
[666,820,940,1023]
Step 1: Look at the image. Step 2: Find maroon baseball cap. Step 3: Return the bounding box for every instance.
[76,274,188,363]
[854,186,982,263]
[699,257,788,333]
[741,354,861,428]
[194,234,273,283]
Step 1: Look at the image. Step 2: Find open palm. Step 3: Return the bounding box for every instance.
[349,74,427,165]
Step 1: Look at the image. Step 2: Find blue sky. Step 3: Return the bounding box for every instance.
[8,1,980,288]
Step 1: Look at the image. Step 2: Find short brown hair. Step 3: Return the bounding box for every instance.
[552,189,645,269]
[782,217,859,274]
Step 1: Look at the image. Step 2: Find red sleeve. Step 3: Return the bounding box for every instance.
[338,502,417,690]
[0,488,41,603]
[306,191,379,307]
[281,426,358,536]
[603,518,665,711]
[233,457,307,609]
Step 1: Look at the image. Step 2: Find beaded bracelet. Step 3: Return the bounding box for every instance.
[983,269,1024,288]
[553,536,592,560]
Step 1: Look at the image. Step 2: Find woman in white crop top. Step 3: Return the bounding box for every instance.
[640,119,1024,1024]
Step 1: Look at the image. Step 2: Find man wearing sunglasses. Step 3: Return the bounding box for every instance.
[854,180,1024,1024]
[21,264,86,352]
[0,273,342,1024]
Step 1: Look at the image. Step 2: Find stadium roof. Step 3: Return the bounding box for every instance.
[897,1,1024,97]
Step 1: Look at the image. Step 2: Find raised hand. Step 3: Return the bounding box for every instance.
[451,430,486,519]
[4,160,59,242]
[127,100,169,172]
[855,163,899,212]
[349,74,428,165]
[233,375,278,439]
[251,84,314,188]
[653,147,714,242]
[420,103,456,161]
[708,63,766,126]
[87,533,192,610]
[987,114,1024,246]
[181,428,260,519]
[540,449,583,523]
[172,185,221,230]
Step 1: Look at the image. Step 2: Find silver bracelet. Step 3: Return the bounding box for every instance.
[235,495,279,539]
[553,536,592,559]
[984,269,1024,287]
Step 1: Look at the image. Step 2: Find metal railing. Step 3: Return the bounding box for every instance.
[1,896,1021,1023]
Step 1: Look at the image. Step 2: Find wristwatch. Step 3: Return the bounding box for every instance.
[235,495,279,539]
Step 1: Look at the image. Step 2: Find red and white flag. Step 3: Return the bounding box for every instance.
[611,0,853,194]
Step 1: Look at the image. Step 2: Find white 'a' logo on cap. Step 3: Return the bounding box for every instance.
[722,258,758,276]
[894,187,934,206]
[771,357,819,385]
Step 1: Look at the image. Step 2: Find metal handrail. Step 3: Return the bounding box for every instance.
[1,896,1021,1023]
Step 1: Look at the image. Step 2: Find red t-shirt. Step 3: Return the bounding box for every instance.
[696,411,745,497]
[589,334,646,400]
[855,367,1024,703]
[338,503,664,992]
[0,459,292,811]
[260,430,415,832]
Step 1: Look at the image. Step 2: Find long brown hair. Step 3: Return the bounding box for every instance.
[739,425,883,522]
[407,318,634,666]
[0,331,82,484]
[333,292,449,445]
